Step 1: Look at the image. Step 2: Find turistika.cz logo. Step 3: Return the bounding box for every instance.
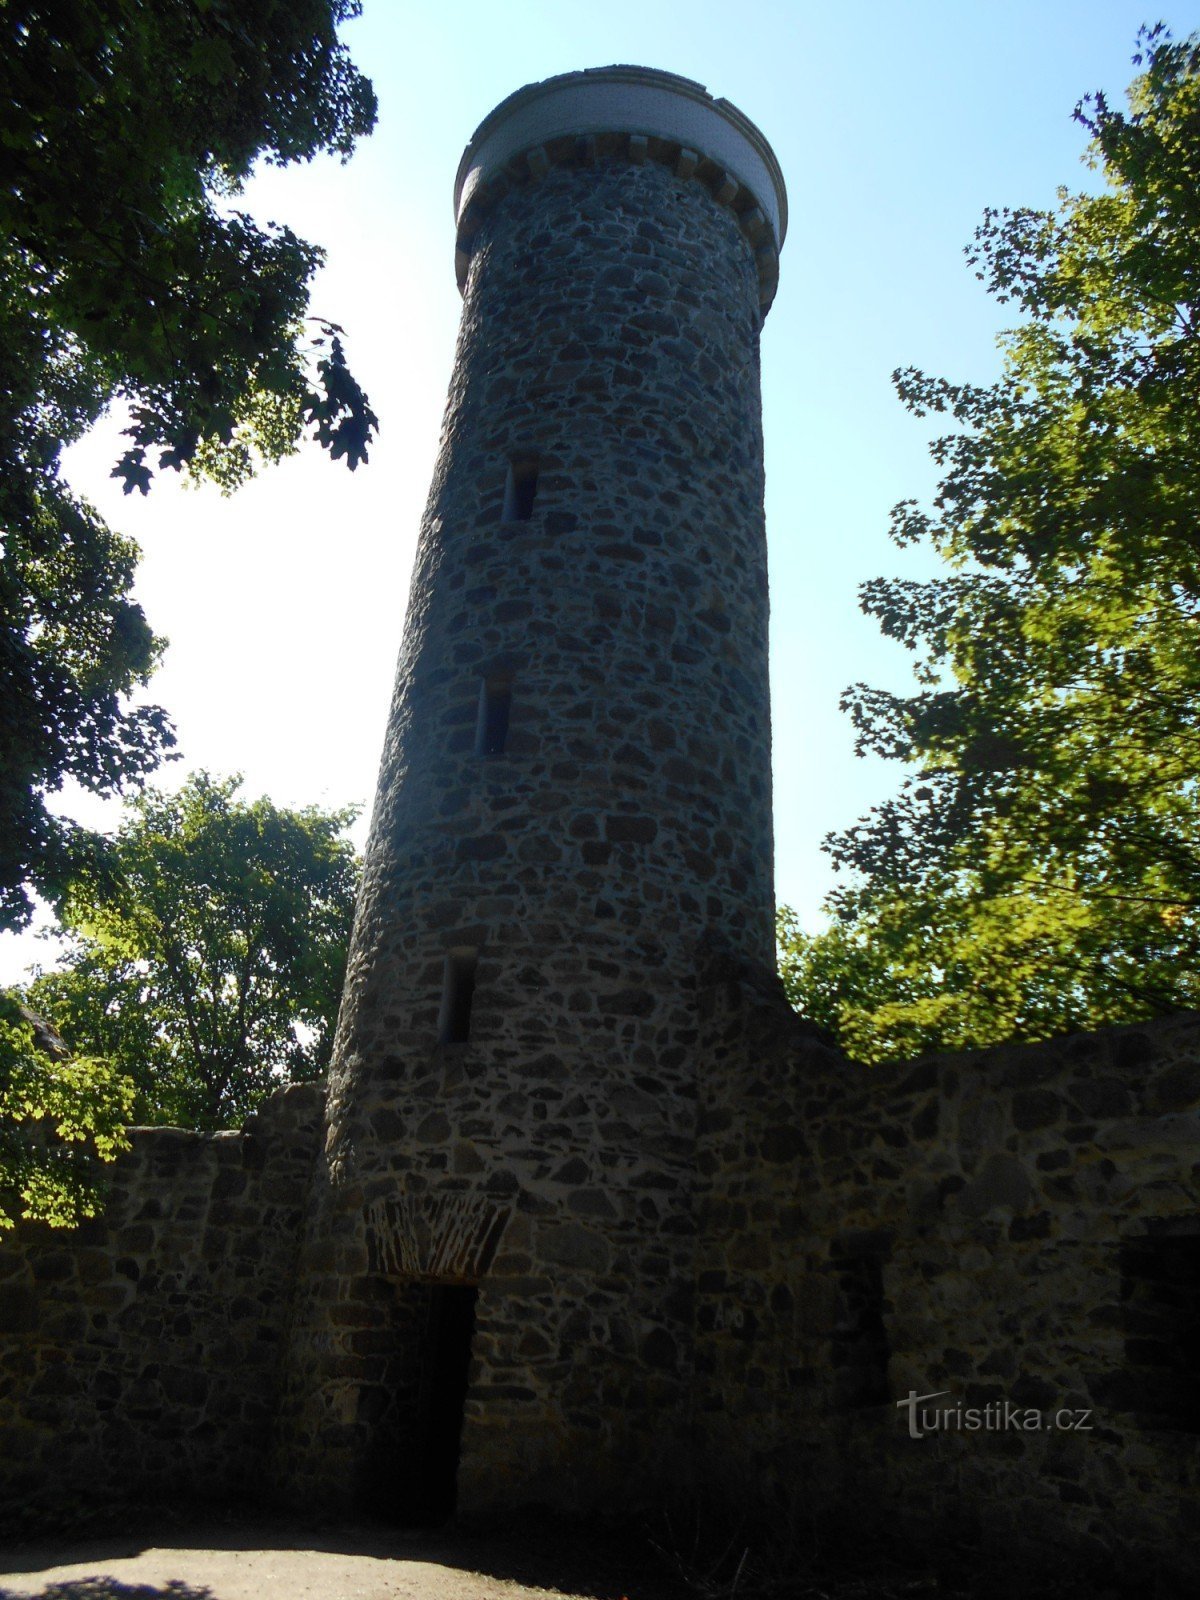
[897,1389,1094,1439]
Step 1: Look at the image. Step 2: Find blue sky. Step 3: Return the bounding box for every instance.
[0,0,1185,982]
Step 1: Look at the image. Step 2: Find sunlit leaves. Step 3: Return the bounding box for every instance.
[0,993,134,1230]
[24,773,360,1130]
[788,30,1200,1059]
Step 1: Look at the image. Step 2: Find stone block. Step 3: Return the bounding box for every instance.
[957,1154,1034,1218]
[0,1282,39,1334]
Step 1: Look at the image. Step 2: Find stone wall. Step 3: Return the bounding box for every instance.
[693,955,1200,1590]
[0,1082,322,1520]
[1,982,1197,1592]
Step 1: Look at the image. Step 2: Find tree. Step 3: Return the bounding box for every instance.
[1,1,378,930]
[23,773,360,1129]
[0,991,134,1230]
[788,28,1200,1062]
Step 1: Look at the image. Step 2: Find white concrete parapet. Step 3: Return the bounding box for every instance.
[453,65,787,311]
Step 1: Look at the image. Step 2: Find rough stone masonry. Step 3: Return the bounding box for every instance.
[272,65,786,1516]
[1,66,1198,1593]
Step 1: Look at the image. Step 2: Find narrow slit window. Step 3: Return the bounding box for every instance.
[476,673,513,756]
[438,949,478,1045]
[502,457,539,521]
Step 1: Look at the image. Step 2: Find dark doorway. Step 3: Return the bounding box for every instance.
[353,1278,479,1525]
[416,1283,479,1521]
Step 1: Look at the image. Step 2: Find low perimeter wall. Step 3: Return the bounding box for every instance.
[1,994,1197,1591]
[0,1081,323,1520]
[693,961,1200,1592]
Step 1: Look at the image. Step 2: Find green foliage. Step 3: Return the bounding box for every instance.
[1,484,174,929]
[4,0,378,487]
[776,906,887,1058]
[0,991,134,1231]
[1,0,377,930]
[24,773,361,1130]
[790,28,1200,1062]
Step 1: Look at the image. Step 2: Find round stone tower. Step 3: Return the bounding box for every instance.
[279,66,786,1519]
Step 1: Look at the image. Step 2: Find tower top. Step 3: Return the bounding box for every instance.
[453,65,788,310]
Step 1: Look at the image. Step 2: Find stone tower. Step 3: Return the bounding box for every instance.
[278,66,787,1517]
[6,66,1199,1588]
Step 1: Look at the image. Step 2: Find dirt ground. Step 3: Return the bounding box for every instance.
[0,1516,684,1600]
[0,1511,1133,1600]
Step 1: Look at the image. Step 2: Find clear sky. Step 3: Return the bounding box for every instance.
[0,0,1185,984]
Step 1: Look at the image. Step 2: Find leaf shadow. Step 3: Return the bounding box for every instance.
[0,1583,213,1599]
